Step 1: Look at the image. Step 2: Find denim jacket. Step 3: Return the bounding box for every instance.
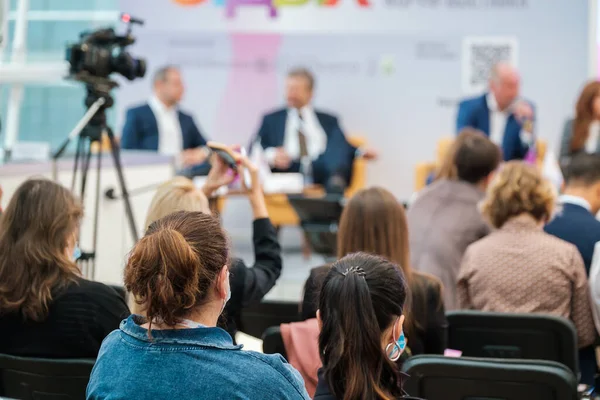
[87,315,310,400]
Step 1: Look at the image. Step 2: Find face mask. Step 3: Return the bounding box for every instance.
[72,244,82,262]
[221,270,231,313]
[386,318,406,362]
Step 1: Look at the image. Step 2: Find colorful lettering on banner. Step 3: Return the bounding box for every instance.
[226,0,277,17]
[172,0,370,18]
[274,0,309,7]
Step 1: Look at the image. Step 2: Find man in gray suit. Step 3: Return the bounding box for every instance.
[407,129,501,310]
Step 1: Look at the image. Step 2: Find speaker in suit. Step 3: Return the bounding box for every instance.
[121,103,207,152]
[456,93,534,161]
[255,107,356,186]
[456,63,534,161]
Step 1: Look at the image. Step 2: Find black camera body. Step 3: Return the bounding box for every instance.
[66,14,146,84]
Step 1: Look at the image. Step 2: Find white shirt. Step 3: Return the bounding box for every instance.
[148,95,183,156]
[486,93,508,146]
[587,121,600,153]
[486,93,533,147]
[559,194,592,212]
[264,106,327,165]
[588,242,600,334]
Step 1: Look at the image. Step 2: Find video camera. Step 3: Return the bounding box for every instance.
[66,13,146,85]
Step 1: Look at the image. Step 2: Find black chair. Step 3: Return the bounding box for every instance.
[107,284,127,302]
[262,326,288,360]
[446,310,579,375]
[402,355,578,400]
[0,353,95,399]
[239,300,300,338]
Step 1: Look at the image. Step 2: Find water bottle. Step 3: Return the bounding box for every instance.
[300,156,313,186]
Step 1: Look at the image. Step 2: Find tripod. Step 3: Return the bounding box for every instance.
[53,84,139,280]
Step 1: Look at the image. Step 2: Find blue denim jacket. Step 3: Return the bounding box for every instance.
[87,315,310,400]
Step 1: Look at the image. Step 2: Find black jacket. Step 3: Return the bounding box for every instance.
[0,277,130,358]
[302,265,447,356]
[224,218,282,336]
[313,369,425,400]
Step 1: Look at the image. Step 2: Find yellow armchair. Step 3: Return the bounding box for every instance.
[265,136,368,227]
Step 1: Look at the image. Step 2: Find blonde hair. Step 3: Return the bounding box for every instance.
[145,177,210,229]
[480,161,555,229]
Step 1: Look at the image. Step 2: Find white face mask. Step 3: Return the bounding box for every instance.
[221,270,231,313]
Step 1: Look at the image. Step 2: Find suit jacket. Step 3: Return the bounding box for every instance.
[121,104,207,151]
[255,108,356,185]
[302,265,447,356]
[456,94,532,161]
[407,180,490,310]
[545,202,600,275]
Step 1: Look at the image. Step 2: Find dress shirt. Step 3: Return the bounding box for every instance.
[559,194,592,212]
[486,93,508,146]
[487,93,532,147]
[148,95,183,156]
[265,106,327,166]
[587,121,600,153]
[589,242,600,334]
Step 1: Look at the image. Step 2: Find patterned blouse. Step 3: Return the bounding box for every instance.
[457,214,596,348]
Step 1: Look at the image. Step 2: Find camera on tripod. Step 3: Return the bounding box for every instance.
[53,14,147,278]
[65,13,146,85]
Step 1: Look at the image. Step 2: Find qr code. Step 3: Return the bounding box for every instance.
[462,36,518,94]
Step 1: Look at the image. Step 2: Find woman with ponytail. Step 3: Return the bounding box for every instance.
[87,211,309,400]
[314,252,423,400]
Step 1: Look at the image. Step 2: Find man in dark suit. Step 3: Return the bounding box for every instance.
[255,67,375,187]
[456,62,535,161]
[544,152,600,383]
[545,153,600,275]
[121,66,209,169]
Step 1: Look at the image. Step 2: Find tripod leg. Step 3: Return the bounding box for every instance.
[89,138,102,281]
[105,127,139,243]
[71,135,83,191]
[81,137,92,201]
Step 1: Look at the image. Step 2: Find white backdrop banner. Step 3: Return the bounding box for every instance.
[116,0,589,198]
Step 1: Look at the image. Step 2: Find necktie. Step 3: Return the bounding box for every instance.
[298,113,308,159]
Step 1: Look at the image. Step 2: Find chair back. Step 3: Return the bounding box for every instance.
[262,326,288,360]
[446,310,579,375]
[240,300,300,338]
[402,355,578,400]
[0,353,95,399]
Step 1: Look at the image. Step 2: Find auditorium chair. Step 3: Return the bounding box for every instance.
[446,310,579,376]
[0,353,95,399]
[265,136,368,228]
[401,355,578,400]
[414,136,548,191]
[262,326,287,359]
[239,300,301,339]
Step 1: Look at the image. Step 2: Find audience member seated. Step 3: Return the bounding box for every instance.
[255,67,375,186]
[407,129,499,310]
[457,161,597,384]
[121,65,210,173]
[559,81,600,166]
[457,62,535,161]
[313,252,423,400]
[0,179,129,358]
[87,211,309,400]
[139,155,282,338]
[280,318,320,397]
[545,153,600,274]
[303,187,447,357]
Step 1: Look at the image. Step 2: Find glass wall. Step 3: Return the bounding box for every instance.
[1,0,119,150]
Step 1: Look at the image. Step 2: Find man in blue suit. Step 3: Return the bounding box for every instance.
[456,63,535,161]
[255,68,375,187]
[545,153,600,275]
[545,153,600,384]
[121,66,209,170]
